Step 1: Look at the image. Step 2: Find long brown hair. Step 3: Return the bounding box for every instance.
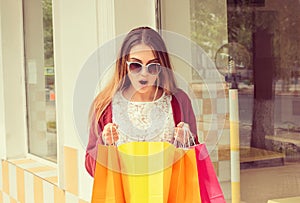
[89,26,178,136]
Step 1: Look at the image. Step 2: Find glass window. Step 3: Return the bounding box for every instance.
[159,0,300,202]
[23,0,57,162]
[227,1,300,201]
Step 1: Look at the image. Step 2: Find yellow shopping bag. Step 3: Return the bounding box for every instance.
[117,142,176,203]
[91,145,125,203]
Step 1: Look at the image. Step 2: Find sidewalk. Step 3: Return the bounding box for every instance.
[241,161,300,203]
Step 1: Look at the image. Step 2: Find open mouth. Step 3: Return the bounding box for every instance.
[139,80,148,85]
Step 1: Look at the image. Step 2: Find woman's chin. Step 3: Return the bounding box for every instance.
[133,85,153,94]
[137,87,150,94]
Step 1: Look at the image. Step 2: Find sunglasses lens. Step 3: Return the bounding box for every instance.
[128,62,142,74]
[148,64,161,75]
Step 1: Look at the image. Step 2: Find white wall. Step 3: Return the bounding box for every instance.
[114,0,156,35]
[52,0,156,200]
[52,0,99,199]
[160,0,193,82]
[0,0,6,160]
[0,0,27,159]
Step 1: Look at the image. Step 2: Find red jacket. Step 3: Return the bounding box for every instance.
[85,89,199,177]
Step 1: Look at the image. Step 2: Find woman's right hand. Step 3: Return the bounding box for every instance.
[102,123,119,145]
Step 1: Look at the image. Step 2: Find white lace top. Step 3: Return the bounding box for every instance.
[112,91,175,146]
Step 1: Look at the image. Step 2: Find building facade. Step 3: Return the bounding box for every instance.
[1,0,300,202]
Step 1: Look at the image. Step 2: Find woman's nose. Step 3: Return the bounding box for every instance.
[140,65,148,75]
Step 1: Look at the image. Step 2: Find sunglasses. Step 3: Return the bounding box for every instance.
[126,61,161,75]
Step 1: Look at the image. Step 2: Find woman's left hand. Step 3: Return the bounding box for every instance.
[174,122,190,144]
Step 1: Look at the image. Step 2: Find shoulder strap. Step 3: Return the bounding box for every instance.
[171,95,182,126]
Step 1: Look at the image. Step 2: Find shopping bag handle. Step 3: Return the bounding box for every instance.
[103,125,117,146]
[173,122,196,148]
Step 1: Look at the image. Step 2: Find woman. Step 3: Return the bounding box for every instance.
[85,26,199,177]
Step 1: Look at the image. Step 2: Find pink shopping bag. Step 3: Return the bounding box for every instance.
[195,144,226,203]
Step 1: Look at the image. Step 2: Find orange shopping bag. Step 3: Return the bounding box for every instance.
[167,148,186,203]
[170,125,225,203]
[168,146,202,203]
[91,145,125,203]
[169,144,225,203]
[184,148,203,202]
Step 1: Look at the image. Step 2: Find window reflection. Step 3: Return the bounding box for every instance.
[189,0,300,201]
[24,0,57,162]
